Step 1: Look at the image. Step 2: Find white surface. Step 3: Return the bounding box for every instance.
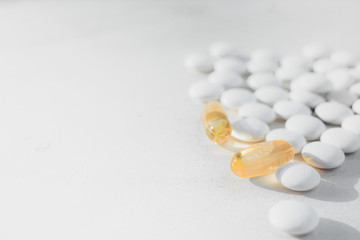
[0,0,359,240]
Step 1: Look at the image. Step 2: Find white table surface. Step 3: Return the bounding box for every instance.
[0,0,359,239]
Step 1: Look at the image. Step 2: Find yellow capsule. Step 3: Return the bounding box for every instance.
[202,101,232,144]
[231,140,294,178]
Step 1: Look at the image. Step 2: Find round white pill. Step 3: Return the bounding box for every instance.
[273,100,311,120]
[246,59,278,73]
[330,50,357,67]
[251,49,279,62]
[247,72,278,90]
[269,200,319,235]
[289,90,325,108]
[209,42,242,59]
[266,128,306,153]
[220,88,256,109]
[285,115,326,140]
[208,71,245,88]
[275,66,307,84]
[238,102,277,123]
[291,73,332,94]
[302,141,345,169]
[349,82,360,96]
[188,81,223,102]
[353,99,360,114]
[280,55,311,69]
[276,162,320,191]
[312,58,337,74]
[255,86,289,105]
[302,44,330,60]
[232,117,270,142]
[342,115,360,135]
[184,53,214,73]
[315,101,353,125]
[326,68,355,90]
[214,58,246,74]
[326,90,357,106]
[320,128,360,153]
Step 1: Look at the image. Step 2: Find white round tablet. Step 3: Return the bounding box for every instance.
[208,71,245,89]
[246,59,278,73]
[302,44,330,60]
[255,86,289,105]
[184,53,214,73]
[188,81,223,102]
[320,128,360,153]
[232,117,270,142]
[315,101,353,125]
[341,115,360,135]
[349,82,360,96]
[266,128,306,153]
[302,141,345,169]
[291,72,332,94]
[353,99,360,114]
[289,90,325,108]
[330,50,357,67]
[209,42,241,59]
[280,55,310,69]
[312,58,337,74]
[269,200,319,235]
[276,162,320,191]
[285,115,326,140]
[326,90,357,106]
[273,100,311,120]
[275,66,307,84]
[214,58,246,74]
[247,72,278,90]
[220,88,256,109]
[238,102,277,123]
[326,68,355,91]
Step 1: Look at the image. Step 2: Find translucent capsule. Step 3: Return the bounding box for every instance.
[231,140,294,178]
[202,101,232,144]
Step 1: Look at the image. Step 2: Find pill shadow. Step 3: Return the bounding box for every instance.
[296,218,360,240]
[250,151,360,202]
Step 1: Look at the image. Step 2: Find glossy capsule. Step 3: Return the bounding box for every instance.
[231,140,294,178]
[202,101,232,144]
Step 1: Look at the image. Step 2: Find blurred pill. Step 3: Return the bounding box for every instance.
[184,53,214,73]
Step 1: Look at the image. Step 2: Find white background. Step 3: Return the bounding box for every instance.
[0,0,359,239]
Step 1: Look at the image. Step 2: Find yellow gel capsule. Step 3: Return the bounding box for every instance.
[231,140,294,178]
[202,101,232,144]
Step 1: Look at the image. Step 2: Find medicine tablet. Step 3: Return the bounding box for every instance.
[285,115,326,140]
[353,99,360,114]
[275,66,307,84]
[266,128,306,153]
[302,44,330,60]
[312,58,337,74]
[342,115,360,135]
[220,88,256,109]
[232,117,270,142]
[315,101,353,125]
[320,128,360,153]
[184,53,214,73]
[214,58,247,74]
[330,50,357,67]
[273,100,311,120]
[302,141,345,169]
[289,90,325,108]
[209,42,241,59]
[291,73,332,94]
[251,49,279,62]
[188,81,224,102]
[326,90,357,106]
[280,55,310,69]
[349,82,360,96]
[255,86,289,105]
[326,68,355,91]
[276,162,320,191]
[269,200,319,235]
[247,72,278,90]
[246,59,278,73]
[208,71,245,89]
[238,102,276,123]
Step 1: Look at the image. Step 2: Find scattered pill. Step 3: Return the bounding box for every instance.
[291,72,332,94]
[326,68,355,91]
[251,49,279,62]
[202,101,232,144]
[214,58,247,74]
[302,44,330,60]
[275,66,307,84]
[326,90,357,106]
[209,42,241,59]
[188,81,224,102]
[255,86,289,105]
[285,115,326,140]
[184,53,214,73]
[349,82,360,96]
[288,89,325,108]
[280,55,310,69]
[269,200,319,235]
[330,50,357,67]
[315,101,353,125]
[247,72,278,90]
[302,141,345,169]
[220,88,256,109]
[238,102,277,123]
[352,99,360,114]
[320,128,360,153]
[266,128,306,153]
[276,162,320,191]
[312,58,337,74]
[246,59,278,73]
[273,100,311,120]
[231,140,294,178]
[341,115,360,135]
[232,117,270,142]
[208,71,245,88]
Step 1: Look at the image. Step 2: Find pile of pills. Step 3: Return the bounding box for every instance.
[185,42,360,236]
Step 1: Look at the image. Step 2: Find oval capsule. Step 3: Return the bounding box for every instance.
[202,101,232,144]
[231,140,294,178]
